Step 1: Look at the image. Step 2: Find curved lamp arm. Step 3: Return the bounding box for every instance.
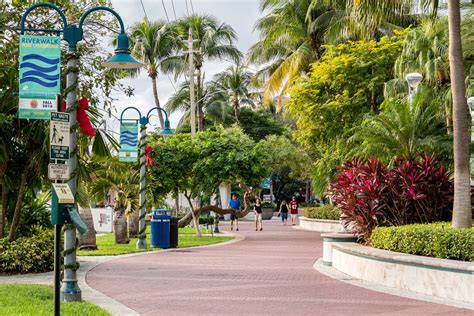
[146,107,170,122]
[19,2,68,34]
[78,6,125,34]
[120,106,143,124]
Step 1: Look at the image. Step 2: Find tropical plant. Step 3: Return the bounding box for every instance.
[90,159,139,244]
[129,19,178,129]
[328,154,453,240]
[349,93,452,163]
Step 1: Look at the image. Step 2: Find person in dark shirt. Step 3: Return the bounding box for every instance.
[278,200,289,225]
[254,199,263,231]
[228,194,241,231]
[289,196,299,225]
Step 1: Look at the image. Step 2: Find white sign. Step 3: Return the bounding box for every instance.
[52,183,74,204]
[48,163,69,180]
[91,208,113,233]
[50,112,70,160]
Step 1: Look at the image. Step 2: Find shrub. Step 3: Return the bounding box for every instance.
[328,154,453,241]
[304,205,340,220]
[0,227,54,273]
[370,223,473,261]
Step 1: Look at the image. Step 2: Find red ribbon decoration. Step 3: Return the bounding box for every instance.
[60,98,96,137]
[145,146,155,166]
[77,98,96,137]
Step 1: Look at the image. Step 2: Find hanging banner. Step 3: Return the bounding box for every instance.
[18,35,61,120]
[119,121,139,162]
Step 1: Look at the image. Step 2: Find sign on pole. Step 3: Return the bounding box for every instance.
[52,183,74,204]
[119,121,139,162]
[48,163,70,180]
[262,177,271,189]
[50,112,70,160]
[19,35,61,120]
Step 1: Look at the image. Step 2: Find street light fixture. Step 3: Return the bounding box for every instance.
[405,72,423,102]
[120,107,174,250]
[19,2,141,307]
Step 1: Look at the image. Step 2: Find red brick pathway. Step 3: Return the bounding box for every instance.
[86,220,471,315]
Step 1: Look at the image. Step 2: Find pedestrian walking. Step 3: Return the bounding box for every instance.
[228,194,241,231]
[278,200,289,225]
[254,199,263,231]
[289,196,299,225]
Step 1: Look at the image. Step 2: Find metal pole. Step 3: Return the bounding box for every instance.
[61,45,81,302]
[136,122,147,249]
[189,27,196,135]
[54,224,62,316]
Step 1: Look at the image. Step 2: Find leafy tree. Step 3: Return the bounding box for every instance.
[238,108,287,142]
[147,127,268,232]
[256,135,312,200]
[0,1,130,240]
[287,36,403,194]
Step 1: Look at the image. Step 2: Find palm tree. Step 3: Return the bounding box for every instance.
[174,14,242,130]
[448,0,471,228]
[130,19,178,129]
[211,64,255,121]
[248,0,323,109]
[350,93,451,163]
[90,159,139,244]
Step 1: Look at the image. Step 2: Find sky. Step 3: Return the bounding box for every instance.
[107,0,262,133]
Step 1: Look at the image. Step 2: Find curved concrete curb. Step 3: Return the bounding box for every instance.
[81,231,244,314]
[0,232,243,316]
[313,258,474,310]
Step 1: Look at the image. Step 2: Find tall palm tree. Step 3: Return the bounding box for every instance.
[448,0,471,228]
[211,64,255,121]
[174,14,242,130]
[130,19,178,129]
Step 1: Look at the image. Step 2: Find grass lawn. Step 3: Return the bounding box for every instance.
[0,284,110,316]
[78,227,231,256]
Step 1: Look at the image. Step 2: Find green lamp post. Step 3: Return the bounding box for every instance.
[19,2,142,309]
[120,107,174,249]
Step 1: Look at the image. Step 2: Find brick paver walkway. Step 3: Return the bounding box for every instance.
[87,220,471,315]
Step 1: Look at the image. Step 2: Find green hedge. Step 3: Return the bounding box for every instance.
[303,205,340,220]
[0,228,54,273]
[370,222,473,261]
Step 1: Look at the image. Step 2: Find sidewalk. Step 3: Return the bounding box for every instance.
[86,220,471,315]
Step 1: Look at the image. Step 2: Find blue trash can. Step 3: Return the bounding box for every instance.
[150,209,170,248]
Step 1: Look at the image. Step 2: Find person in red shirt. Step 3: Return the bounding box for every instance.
[289,196,299,225]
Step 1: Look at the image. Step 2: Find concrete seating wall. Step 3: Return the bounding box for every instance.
[331,243,474,304]
[299,216,342,232]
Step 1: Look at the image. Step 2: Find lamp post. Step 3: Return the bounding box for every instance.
[405,72,423,103]
[120,107,174,249]
[19,2,141,305]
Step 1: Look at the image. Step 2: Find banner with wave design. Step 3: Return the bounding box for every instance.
[119,121,139,162]
[19,35,61,120]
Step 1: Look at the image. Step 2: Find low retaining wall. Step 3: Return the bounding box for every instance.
[299,217,342,232]
[332,243,474,304]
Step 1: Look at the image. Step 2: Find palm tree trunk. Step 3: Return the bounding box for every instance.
[128,211,139,238]
[8,166,29,241]
[196,68,204,131]
[448,0,472,228]
[78,205,97,250]
[113,208,130,244]
[151,76,165,129]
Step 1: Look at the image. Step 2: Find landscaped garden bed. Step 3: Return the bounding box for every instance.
[303,205,340,220]
[370,222,473,261]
